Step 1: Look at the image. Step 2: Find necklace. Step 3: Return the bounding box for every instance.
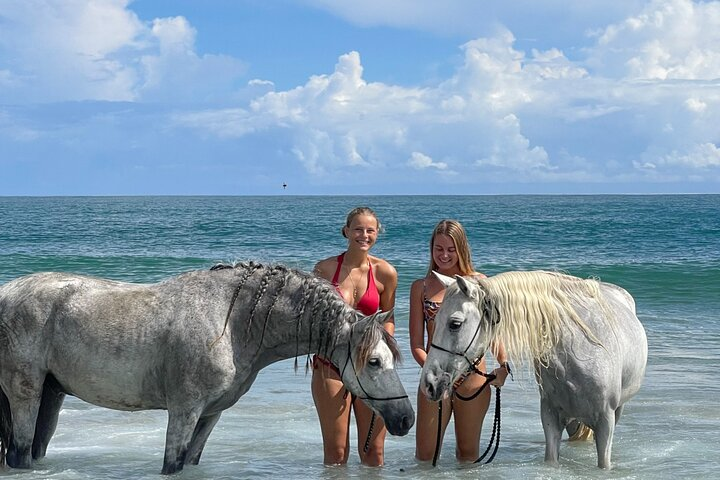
[342,264,359,302]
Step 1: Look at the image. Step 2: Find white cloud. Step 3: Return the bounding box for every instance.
[2,0,719,191]
[590,0,720,80]
[660,143,720,168]
[685,97,707,113]
[179,45,559,178]
[408,152,448,170]
[0,0,246,103]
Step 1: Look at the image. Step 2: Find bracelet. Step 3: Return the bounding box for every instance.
[500,362,513,380]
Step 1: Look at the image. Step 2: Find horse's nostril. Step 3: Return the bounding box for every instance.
[426,382,435,399]
[403,413,414,430]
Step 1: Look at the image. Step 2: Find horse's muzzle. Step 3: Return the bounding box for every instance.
[377,398,415,436]
[420,367,453,402]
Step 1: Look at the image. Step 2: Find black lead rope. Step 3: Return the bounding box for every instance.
[475,386,501,464]
[363,411,376,454]
[431,372,501,467]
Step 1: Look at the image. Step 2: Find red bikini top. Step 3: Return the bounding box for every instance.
[331,252,380,316]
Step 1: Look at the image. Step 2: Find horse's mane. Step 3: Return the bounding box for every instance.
[209,261,364,370]
[478,271,604,367]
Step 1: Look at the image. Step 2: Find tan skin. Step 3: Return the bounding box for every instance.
[313,213,398,466]
[409,233,509,462]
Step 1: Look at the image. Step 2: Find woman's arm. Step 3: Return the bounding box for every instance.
[377,260,397,336]
[408,279,428,367]
[489,340,510,386]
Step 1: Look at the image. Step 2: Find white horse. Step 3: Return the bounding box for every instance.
[0,262,414,474]
[420,271,647,469]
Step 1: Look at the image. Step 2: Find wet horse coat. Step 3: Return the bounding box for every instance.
[421,271,647,469]
[0,263,414,473]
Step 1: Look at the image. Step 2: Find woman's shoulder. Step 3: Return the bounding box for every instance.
[409,277,427,296]
[369,256,397,279]
[313,255,339,278]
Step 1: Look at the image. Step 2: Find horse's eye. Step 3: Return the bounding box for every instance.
[448,319,463,331]
[368,358,381,368]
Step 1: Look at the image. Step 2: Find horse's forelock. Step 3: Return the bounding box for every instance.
[353,320,401,371]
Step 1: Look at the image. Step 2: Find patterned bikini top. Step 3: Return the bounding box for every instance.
[422,280,442,325]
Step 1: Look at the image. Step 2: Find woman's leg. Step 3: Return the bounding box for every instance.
[353,397,386,466]
[452,372,492,462]
[415,387,452,462]
[312,360,352,465]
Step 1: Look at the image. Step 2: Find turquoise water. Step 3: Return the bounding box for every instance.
[1,195,718,479]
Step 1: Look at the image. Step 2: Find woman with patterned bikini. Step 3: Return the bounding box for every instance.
[312,207,398,466]
[408,219,510,463]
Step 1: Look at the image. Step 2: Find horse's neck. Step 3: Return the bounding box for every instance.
[229,269,352,368]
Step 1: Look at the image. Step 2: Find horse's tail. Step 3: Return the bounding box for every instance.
[567,420,594,442]
[0,386,11,465]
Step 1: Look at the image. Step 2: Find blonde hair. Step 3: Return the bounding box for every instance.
[478,271,604,368]
[426,220,475,276]
[342,206,382,238]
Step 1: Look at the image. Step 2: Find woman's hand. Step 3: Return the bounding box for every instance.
[490,363,511,387]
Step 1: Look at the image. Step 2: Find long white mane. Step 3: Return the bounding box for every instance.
[478,271,604,367]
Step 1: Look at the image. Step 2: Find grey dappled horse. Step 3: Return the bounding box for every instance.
[421,271,647,469]
[0,263,414,474]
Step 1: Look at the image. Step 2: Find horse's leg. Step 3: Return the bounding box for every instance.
[4,376,43,469]
[593,410,615,469]
[32,376,66,459]
[1,387,12,464]
[614,404,625,425]
[185,412,222,465]
[540,398,563,466]
[161,407,202,474]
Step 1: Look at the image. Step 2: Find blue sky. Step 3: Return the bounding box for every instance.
[1,0,719,195]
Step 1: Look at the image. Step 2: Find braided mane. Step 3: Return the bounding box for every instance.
[210,261,361,369]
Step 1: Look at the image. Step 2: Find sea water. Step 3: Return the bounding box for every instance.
[0,195,718,479]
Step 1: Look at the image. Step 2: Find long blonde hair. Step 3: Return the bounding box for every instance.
[479,271,604,368]
[426,220,475,276]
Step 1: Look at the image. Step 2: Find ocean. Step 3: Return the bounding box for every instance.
[0,195,718,479]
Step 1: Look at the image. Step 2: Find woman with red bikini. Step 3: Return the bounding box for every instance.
[312,206,398,466]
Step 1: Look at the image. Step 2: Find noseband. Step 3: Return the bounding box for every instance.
[338,325,409,454]
[338,326,408,403]
[429,315,486,377]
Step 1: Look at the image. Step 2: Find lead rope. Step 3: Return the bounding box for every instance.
[474,386,501,464]
[432,401,443,466]
[431,365,510,467]
[431,373,494,467]
[363,411,376,454]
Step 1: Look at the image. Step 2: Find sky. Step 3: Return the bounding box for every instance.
[1,0,719,195]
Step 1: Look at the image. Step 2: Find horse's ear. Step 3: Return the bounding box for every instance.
[433,271,456,288]
[371,309,394,325]
[482,296,500,325]
[455,275,478,299]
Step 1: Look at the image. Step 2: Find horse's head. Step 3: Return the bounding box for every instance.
[329,310,415,436]
[420,272,498,402]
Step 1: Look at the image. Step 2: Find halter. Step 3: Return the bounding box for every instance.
[428,311,504,467]
[338,325,408,403]
[429,312,486,378]
[338,324,409,454]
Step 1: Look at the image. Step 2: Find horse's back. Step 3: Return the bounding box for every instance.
[541,280,647,421]
[0,271,232,411]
